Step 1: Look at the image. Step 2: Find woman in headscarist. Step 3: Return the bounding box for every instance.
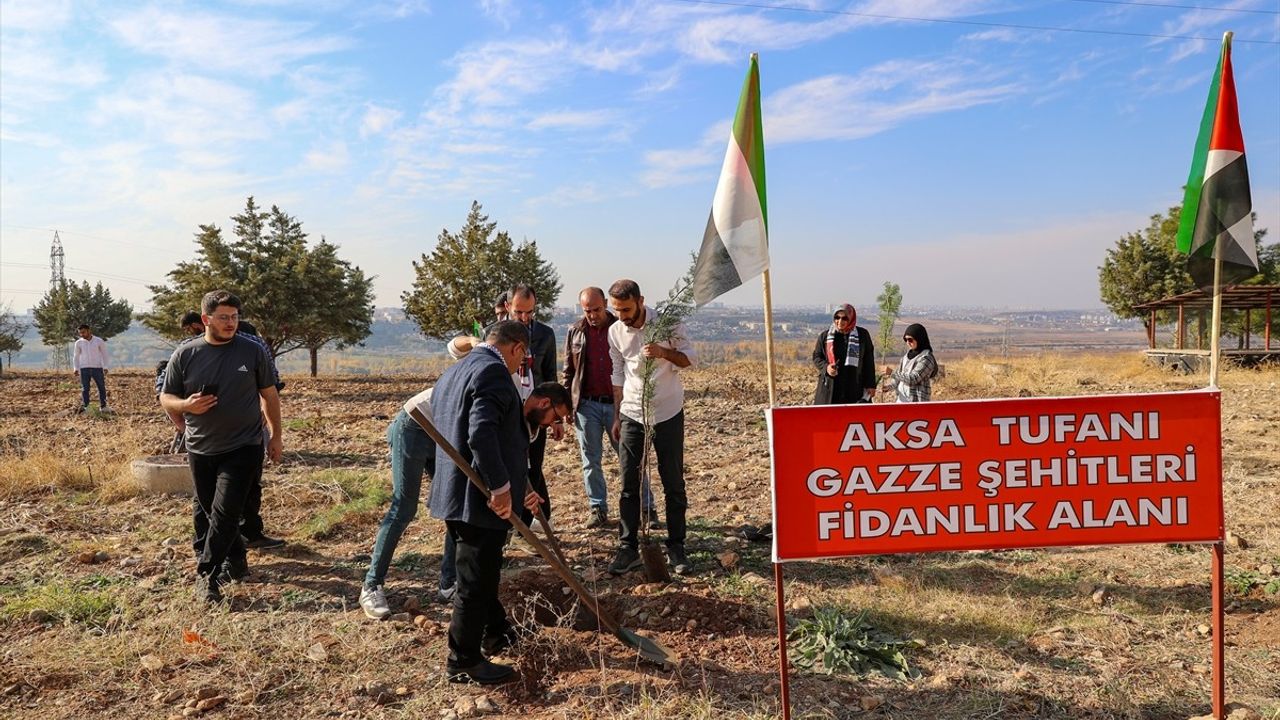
[812,304,876,405]
[885,323,939,403]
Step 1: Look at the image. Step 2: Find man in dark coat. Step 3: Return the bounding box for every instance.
[506,283,561,525]
[812,304,877,405]
[427,320,542,684]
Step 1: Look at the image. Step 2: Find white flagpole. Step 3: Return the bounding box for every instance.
[762,269,777,405]
[1209,235,1224,388]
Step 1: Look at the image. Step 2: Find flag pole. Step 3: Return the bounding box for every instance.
[762,265,790,720]
[1209,227,1224,389]
[762,269,778,406]
[1208,30,1232,390]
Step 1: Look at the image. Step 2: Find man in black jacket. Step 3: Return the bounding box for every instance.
[427,320,543,684]
[507,284,561,524]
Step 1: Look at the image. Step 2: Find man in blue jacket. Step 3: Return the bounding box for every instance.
[428,320,544,685]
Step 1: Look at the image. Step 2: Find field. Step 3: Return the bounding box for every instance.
[0,354,1277,719]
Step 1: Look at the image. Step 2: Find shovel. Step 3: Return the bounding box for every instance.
[408,408,679,668]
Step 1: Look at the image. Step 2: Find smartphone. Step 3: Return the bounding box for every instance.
[199,383,219,397]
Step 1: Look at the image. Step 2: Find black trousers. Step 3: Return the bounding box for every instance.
[191,462,265,554]
[618,412,687,550]
[519,426,550,524]
[189,444,261,577]
[446,520,513,669]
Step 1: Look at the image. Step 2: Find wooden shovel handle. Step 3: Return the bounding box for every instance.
[407,408,622,636]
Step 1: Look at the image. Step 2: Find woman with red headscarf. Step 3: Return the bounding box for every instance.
[812,304,876,405]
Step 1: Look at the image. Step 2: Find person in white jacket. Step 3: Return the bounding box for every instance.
[73,324,111,412]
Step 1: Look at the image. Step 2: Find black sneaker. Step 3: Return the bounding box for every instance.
[194,572,224,604]
[608,546,642,575]
[242,534,286,550]
[585,507,608,529]
[667,544,693,576]
[646,509,664,530]
[447,659,516,685]
[220,556,250,582]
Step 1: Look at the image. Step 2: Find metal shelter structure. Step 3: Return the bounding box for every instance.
[1133,285,1277,366]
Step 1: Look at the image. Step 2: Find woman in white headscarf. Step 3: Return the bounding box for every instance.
[884,323,938,403]
[812,304,876,405]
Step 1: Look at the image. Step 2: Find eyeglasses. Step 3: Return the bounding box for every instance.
[903,337,917,344]
[210,314,239,323]
[833,315,851,322]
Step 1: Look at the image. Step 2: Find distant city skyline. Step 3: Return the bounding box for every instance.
[2,1,1277,314]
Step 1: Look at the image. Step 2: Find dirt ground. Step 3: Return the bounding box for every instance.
[0,354,1277,719]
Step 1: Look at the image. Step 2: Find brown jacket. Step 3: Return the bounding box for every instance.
[562,312,616,411]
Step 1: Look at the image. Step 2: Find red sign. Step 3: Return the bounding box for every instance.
[769,391,1222,562]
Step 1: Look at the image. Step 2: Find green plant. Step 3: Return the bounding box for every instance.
[1225,569,1260,596]
[392,552,428,572]
[788,606,915,680]
[0,577,122,627]
[299,470,389,539]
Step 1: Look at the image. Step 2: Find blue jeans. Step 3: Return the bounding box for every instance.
[79,367,107,408]
[364,410,455,591]
[575,399,652,515]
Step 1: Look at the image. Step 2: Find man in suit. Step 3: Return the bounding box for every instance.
[427,320,544,685]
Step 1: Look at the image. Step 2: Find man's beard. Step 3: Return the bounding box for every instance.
[525,408,546,427]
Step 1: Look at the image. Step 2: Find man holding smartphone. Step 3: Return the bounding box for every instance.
[161,290,283,605]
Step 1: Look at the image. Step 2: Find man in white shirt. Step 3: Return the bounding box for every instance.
[605,279,696,576]
[72,324,111,412]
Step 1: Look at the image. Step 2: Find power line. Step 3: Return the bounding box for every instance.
[0,223,182,256]
[1064,0,1279,15]
[666,0,1280,45]
[0,261,154,286]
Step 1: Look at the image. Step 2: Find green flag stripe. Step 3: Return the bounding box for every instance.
[1176,38,1226,254]
[731,56,767,234]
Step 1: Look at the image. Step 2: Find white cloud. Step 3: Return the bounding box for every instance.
[527,109,617,130]
[95,72,266,150]
[361,0,432,21]
[641,58,1020,187]
[107,7,350,77]
[303,141,350,172]
[0,0,72,31]
[523,182,610,209]
[439,36,571,110]
[360,104,402,138]
[765,61,1019,144]
[479,0,518,29]
[0,32,106,139]
[641,146,720,189]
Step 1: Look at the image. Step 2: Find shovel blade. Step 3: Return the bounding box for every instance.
[616,626,679,667]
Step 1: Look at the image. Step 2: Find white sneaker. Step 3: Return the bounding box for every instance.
[99,406,114,413]
[359,585,391,620]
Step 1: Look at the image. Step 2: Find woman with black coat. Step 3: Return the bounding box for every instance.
[812,304,876,405]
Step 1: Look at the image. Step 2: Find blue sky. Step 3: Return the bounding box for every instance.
[2,0,1277,314]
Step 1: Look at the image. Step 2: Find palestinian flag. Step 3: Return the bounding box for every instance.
[693,54,768,307]
[1177,32,1259,290]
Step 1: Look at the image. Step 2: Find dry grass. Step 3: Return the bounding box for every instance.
[0,414,151,502]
